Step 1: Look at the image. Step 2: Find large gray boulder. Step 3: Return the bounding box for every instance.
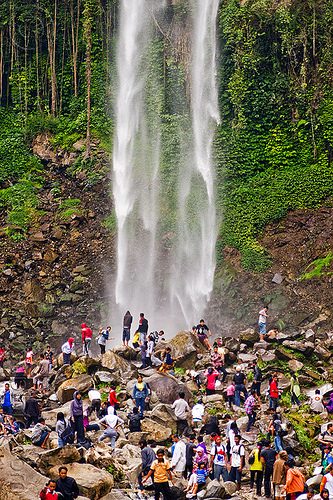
[282,340,314,356]
[48,462,114,499]
[126,372,192,404]
[56,374,93,403]
[154,330,207,370]
[141,418,172,443]
[204,479,225,498]
[0,448,46,500]
[37,445,81,474]
[102,350,135,379]
[239,328,259,345]
[149,403,178,429]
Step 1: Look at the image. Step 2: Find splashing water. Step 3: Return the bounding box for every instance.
[112,0,220,333]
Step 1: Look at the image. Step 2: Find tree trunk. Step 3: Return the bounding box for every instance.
[0,29,3,102]
[70,0,80,97]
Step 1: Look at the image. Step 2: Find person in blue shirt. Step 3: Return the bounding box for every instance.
[1,383,13,415]
[132,375,149,415]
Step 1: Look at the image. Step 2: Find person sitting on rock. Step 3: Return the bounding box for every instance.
[88,387,102,417]
[159,347,181,375]
[83,407,100,433]
[310,389,325,414]
[55,466,79,500]
[40,479,58,500]
[4,415,19,435]
[195,319,212,350]
[24,391,41,428]
[31,417,50,448]
[61,337,75,365]
[192,461,208,497]
[186,369,202,389]
[127,406,144,432]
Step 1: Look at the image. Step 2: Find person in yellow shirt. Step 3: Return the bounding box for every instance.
[249,443,263,497]
[142,449,174,500]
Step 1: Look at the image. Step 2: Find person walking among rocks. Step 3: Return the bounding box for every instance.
[98,406,124,452]
[196,319,212,350]
[108,384,119,410]
[233,365,248,407]
[172,392,190,435]
[123,311,133,347]
[55,466,79,500]
[260,438,277,499]
[270,373,280,411]
[33,354,50,393]
[204,366,219,395]
[273,450,288,500]
[133,375,149,415]
[44,345,54,371]
[252,360,262,399]
[127,407,144,432]
[25,346,34,378]
[0,345,6,368]
[210,434,228,482]
[282,460,306,499]
[258,306,269,341]
[138,439,156,497]
[211,345,227,382]
[70,391,85,444]
[81,323,92,356]
[245,389,259,432]
[138,313,149,344]
[249,442,263,497]
[61,337,75,365]
[24,391,41,428]
[171,434,186,477]
[229,434,245,491]
[142,448,175,500]
[97,326,110,359]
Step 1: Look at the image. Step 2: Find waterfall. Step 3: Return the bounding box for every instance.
[112,0,220,332]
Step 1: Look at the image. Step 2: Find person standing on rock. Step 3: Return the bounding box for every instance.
[172,392,190,436]
[273,450,288,500]
[138,313,149,344]
[258,306,269,341]
[282,460,306,499]
[44,345,54,372]
[88,386,102,417]
[123,311,133,347]
[0,345,6,368]
[142,448,175,500]
[245,389,259,432]
[138,439,156,497]
[108,384,119,410]
[252,360,263,399]
[97,326,110,359]
[133,375,149,415]
[1,383,14,415]
[55,466,79,500]
[260,438,277,499]
[171,434,186,477]
[290,370,301,409]
[229,434,245,491]
[61,337,75,365]
[25,346,34,378]
[127,406,144,432]
[249,442,264,497]
[24,391,41,428]
[270,373,280,411]
[204,366,219,395]
[196,319,212,350]
[210,434,228,482]
[33,354,50,393]
[81,323,92,356]
[233,365,248,407]
[320,464,333,498]
[70,391,85,444]
[211,345,227,382]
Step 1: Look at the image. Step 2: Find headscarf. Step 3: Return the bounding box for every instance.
[194,448,209,468]
[71,391,83,415]
[107,405,115,415]
[68,337,74,346]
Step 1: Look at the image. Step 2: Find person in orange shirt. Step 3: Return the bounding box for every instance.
[142,449,175,500]
[281,460,305,500]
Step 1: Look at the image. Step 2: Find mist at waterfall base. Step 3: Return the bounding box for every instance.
[110,0,220,337]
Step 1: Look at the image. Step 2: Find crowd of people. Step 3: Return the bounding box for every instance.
[0,309,332,500]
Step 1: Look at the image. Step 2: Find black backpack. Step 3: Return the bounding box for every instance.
[61,422,75,445]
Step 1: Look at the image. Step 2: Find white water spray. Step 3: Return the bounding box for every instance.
[112,0,220,332]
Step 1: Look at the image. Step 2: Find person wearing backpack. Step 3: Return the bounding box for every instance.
[97,326,111,358]
[249,442,263,497]
[229,434,245,491]
[268,413,285,453]
[210,434,228,482]
[252,360,263,399]
[127,407,144,432]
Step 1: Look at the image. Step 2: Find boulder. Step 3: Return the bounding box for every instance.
[272,273,283,284]
[306,383,333,399]
[127,432,148,446]
[274,347,294,361]
[126,372,192,405]
[282,340,314,356]
[0,448,46,500]
[48,462,113,499]
[94,371,118,384]
[237,353,257,363]
[112,345,138,361]
[306,474,323,488]
[223,481,237,496]
[149,403,178,429]
[239,328,259,345]
[298,375,315,386]
[305,329,315,342]
[57,352,77,368]
[57,374,93,403]
[14,444,41,464]
[204,479,225,498]
[50,363,73,390]
[141,418,172,443]
[37,445,81,473]
[113,444,142,485]
[314,344,331,361]
[154,331,207,370]
[261,352,278,363]
[288,359,303,372]
[224,338,239,352]
[102,351,134,378]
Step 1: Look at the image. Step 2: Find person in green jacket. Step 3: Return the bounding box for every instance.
[290,370,301,408]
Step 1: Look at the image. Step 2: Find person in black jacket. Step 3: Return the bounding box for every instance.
[24,392,41,428]
[251,360,262,400]
[55,466,79,500]
[138,439,156,496]
[127,407,144,432]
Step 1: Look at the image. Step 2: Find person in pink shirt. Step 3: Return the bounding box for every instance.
[227,384,235,408]
[204,367,219,395]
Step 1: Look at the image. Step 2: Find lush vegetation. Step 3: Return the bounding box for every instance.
[0,0,333,269]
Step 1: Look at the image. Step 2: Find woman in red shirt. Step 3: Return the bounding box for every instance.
[204,367,219,395]
[108,384,119,408]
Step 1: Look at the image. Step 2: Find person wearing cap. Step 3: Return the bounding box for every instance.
[61,337,75,365]
[233,365,248,407]
[210,434,228,482]
[31,417,51,448]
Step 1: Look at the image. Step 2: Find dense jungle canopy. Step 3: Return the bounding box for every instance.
[0,0,333,272]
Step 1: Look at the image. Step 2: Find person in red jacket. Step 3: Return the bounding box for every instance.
[269,374,279,412]
[81,323,92,356]
[40,479,58,500]
[108,384,119,409]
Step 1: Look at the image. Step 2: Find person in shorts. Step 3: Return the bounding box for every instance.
[196,319,212,350]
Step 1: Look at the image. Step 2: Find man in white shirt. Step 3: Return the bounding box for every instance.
[88,388,102,417]
[229,434,245,491]
[171,434,186,477]
[191,400,205,428]
[258,306,269,341]
[172,392,190,435]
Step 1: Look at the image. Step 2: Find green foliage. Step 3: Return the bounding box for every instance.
[300,252,333,280]
[102,211,117,236]
[59,199,81,209]
[107,462,124,482]
[174,367,185,375]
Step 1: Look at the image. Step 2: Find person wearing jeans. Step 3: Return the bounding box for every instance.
[249,446,263,497]
[260,440,276,498]
[98,407,124,453]
[233,366,248,407]
[133,375,149,415]
[210,435,228,482]
[70,391,85,444]
[244,390,258,432]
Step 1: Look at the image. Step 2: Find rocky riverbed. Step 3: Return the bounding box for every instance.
[0,328,332,499]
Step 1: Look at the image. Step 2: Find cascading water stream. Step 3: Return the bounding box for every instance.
[112,0,220,332]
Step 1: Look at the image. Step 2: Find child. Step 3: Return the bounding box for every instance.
[40,479,58,500]
[25,347,33,378]
[185,466,198,497]
[193,461,208,495]
[140,341,147,368]
[227,383,235,408]
[4,416,19,435]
